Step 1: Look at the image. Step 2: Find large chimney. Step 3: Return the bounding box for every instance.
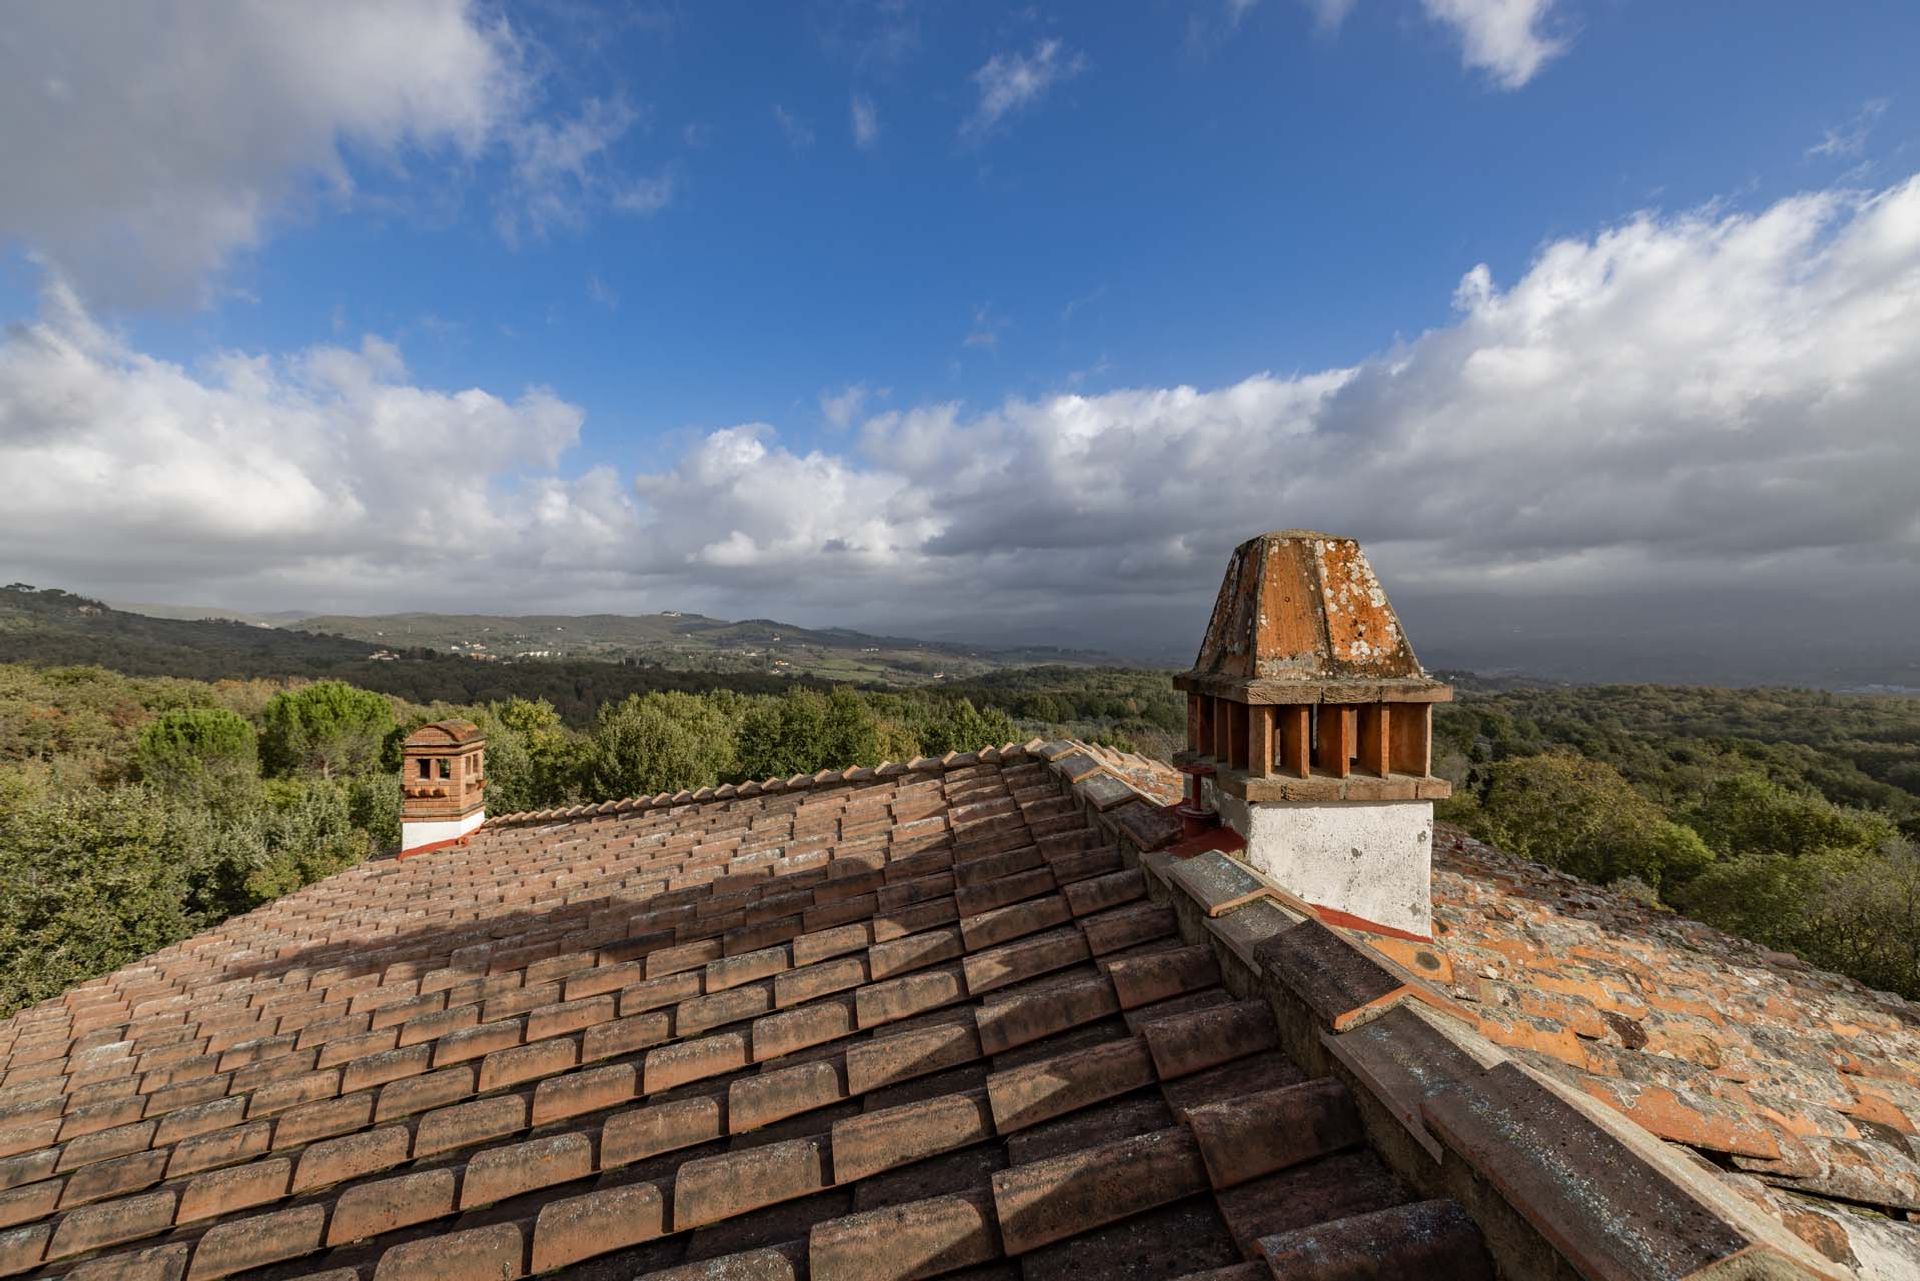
[399,719,487,854]
[1173,532,1451,937]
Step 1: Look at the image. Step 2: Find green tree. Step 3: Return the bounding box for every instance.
[0,776,193,1015]
[494,697,587,808]
[260,681,394,779]
[1685,773,1892,861]
[820,688,883,769]
[135,707,256,794]
[911,698,1019,757]
[734,687,901,780]
[1465,752,1714,891]
[245,779,369,901]
[586,692,739,798]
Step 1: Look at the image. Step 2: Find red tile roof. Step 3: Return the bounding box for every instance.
[0,747,1486,1281]
[2,740,1912,1280]
[1420,828,1920,1272]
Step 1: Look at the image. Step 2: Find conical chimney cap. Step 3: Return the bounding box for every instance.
[1176,531,1449,703]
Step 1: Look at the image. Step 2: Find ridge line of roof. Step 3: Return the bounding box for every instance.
[480,737,1154,830]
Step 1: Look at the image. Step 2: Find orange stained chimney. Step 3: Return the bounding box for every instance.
[1173,531,1451,936]
[399,719,487,855]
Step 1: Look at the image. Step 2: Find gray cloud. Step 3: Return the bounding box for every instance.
[3,178,1918,677]
[0,1,672,304]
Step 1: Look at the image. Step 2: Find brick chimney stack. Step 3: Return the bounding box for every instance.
[399,719,487,854]
[1173,532,1451,936]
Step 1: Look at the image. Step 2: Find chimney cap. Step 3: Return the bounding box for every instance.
[404,719,485,749]
[1175,531,1449,702]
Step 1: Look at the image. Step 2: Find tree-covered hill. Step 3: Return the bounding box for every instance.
[0,586,824,718]
[1,585,1121,706]
[2,584,376,668]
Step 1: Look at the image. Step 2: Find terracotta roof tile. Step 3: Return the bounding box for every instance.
[1419,825,1920,1247]
[0,746,1584,1281]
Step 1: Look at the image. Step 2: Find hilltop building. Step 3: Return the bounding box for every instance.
[0,533,1914,1280]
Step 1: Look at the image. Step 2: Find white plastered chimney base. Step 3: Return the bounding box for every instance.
[1208,779,1434,938]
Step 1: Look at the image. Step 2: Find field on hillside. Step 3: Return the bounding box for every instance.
[288,610,1113,685]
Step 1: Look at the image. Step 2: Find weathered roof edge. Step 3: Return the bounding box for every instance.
[1036,759,1857,1281]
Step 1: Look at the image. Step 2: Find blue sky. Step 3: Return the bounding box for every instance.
[2,1,1917,674]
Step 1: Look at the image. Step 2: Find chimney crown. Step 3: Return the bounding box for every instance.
[1179,530,1448,703]
[400,719,486,854]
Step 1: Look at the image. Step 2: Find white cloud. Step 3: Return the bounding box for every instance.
[495,98,665,243]
[0,1,525,304]
[851,94,881,149]
[820,383,876,428]
[5,176,1920,655]
[0,273,598,601]
[1420,0,1566,89]
[961,40,1087,142]
[1810,98,1891,160]
[586,275,618,309]
[1301,0,1357,29]
[632,427,935,583]
[0,2,675,302]
[774,105,816,150]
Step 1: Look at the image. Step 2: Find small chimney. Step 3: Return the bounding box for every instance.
[1174,532,1451,937]
[400,719,487,854]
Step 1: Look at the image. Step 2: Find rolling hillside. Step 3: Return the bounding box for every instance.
[287,610,1114,683]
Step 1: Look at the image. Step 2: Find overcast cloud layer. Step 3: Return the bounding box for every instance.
[4,174,1918,669]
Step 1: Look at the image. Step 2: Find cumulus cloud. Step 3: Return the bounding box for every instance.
[961,40,1087,141]
[4,176,1919,662]
[1420,0,1567,88]
[0,272,600,603]
[0,2,673,303]
[0,1,525,303]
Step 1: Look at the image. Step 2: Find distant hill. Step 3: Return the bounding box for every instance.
[282,610,1115,685]
[104,600,305,626]
[0,585,815,720]
[0,586,1120,721]
[1,585,377,672]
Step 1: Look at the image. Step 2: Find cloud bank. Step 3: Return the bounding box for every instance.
[3,177,1918,662]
